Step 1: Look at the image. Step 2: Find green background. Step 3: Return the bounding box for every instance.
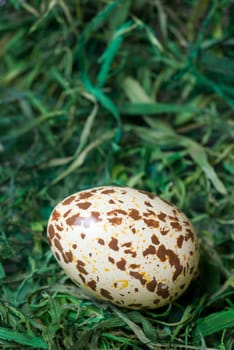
[0,1,233,349]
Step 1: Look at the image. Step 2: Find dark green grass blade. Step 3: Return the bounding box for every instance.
[82,72,120,120]
[194,309,234,340]
[97,21,134,88]
[0,327,48,349]
[118,102,201,115]
[2,110,63,141]
[80,0,124,43]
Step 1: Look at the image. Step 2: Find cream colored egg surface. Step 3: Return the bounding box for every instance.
[47,186,199,309]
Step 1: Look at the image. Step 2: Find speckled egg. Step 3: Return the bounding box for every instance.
[47,186,199,309]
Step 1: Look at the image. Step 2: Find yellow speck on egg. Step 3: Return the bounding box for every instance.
[114,280,129,289]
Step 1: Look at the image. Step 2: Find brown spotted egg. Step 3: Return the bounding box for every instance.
[47,186,199,309]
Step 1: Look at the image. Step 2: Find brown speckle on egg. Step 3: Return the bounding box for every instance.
[138,190,155,199]
[129,271,147,286]
[146,278,157,292]
[144,201,153,208]
[77,202,92,210]
[171,221,182,231]
[79,191,94,199]
[64,209,72,218]
[124,249,137,258]
[158,212,167,222]
[108,217,123,225]
[98,238,105,245]
[87,280,97,291]
[128,303,143,308]
[51,209,61,221]
[129,225,136,234]
[151,234,160,245]
[121,242,132,248]
[143,209,155,217]
[108,256,115,264]
[91,211,102,222]
[76,260,88,275]
[79,274,86,284]
[143,245,156,256]
[55,224,63,231]
[100,288,113,300]
[48,224,55,239]
[54,238,63,254]
[128,209,141,220]
[108,237,119,251]
[157,244,183,281]
[63,250,73,263]
[62,195,76,205]
[153,299,160,305]
[157,283,169,298]
[143,219,159,228]
[101,189,115,194]
[130,263,140,269]
[160,226,170,235]
[116,258,127,271]
[107,209,127,216]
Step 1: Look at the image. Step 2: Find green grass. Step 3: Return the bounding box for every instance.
[0,0,234,349]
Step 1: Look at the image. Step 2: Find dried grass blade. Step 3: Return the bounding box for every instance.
[112,307,156,349]
[180,139,227,195]
[51,129,116,185]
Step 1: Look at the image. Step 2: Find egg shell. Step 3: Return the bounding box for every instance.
[47,186,199,309]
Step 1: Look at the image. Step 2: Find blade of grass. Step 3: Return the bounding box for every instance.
[80,0,124,43]
[194,309,234,340]
[122,76,153,103]
[133,16,163,53]
[0,327,47,349]
[0,263,5,279]
[82,72,121,126]
[74,93,98,156]
[127,311,158,341]
[2,110,63,141]
[179,138,227,195]
[118,102,201,115]
[194,69,234,108]
[97,21,136,88]
[200,52,234,80]
[130,119,227,195]
[51,129,116,185]
[102,332,136,346]
[108,0,131,32]
[186,0,209,41]
[154,0,168,41]
[111,306,156,349]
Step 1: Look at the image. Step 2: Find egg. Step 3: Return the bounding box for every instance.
[47,186,199,309]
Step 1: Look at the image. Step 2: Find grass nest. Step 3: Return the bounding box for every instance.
[0,1,234,349]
